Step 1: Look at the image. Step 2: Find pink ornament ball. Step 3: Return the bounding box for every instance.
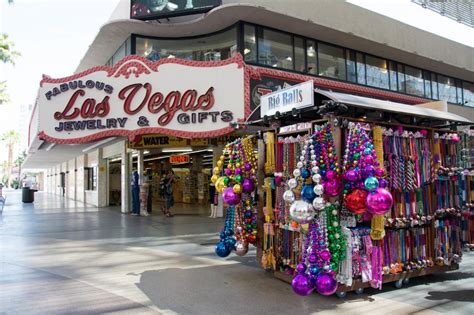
[344,170,359,182]
[366,188,393,215]
[323,178,343,197]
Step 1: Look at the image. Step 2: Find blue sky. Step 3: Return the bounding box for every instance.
[0,0,473,161]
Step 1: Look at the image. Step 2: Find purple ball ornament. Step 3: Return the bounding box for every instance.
[296,263,307,274]
[308,253,318,264]
[319,250,331,261]
[344,170,359,182]
[244,163,252,171]
[375,168,385,177]
[366,188,393,215]
[325,170,337,180]
[242,178,254,193]
[315,272,338,296]
[234,168,242,176]
[225,168,232,176]
[292,274,315,296]
[223,187,240,205]
[362,165,375,178]
[378,178,388,188]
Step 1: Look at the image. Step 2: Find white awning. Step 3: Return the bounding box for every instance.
[315,88,472,124]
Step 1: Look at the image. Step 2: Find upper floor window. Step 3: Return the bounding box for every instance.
[135,27,238,62]
[365,55,389,89]
[463,81,474,107]
[257,28,293,70]
[403,66,424,97]
[318,43,346,80]
[437,75,457,104]
[243,24,257,63]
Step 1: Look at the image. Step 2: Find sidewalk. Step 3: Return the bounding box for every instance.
[0,190,473,314]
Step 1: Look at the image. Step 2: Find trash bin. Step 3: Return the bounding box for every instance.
[22,187,34,203]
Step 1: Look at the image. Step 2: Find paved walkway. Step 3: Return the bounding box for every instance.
[0,190,473,314]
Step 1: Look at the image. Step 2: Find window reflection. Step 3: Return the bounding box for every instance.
[318,43,346,80]
[346,50,357,83]
[258,28,293,70]
[244,25,256,63]
[306,40,317,75]
[389,61,397,91]
[135,27,237,62]
[437,75,457,103]
[402,66,424,97]
[365,55,389,89]
[294,37,305,72]
[357,53,366,85]
[463,82,474,107]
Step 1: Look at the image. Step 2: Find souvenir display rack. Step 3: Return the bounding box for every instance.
[257,115,472,298]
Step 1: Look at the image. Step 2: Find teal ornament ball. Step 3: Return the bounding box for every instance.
[364,176,379,191]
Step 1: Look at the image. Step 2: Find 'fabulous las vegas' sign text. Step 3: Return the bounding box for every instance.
[35,55,246,144]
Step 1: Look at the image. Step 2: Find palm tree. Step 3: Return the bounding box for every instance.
[1,130,20,187]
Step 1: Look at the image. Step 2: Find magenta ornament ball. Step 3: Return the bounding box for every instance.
[234,168,242,176]
[223,187,240,205]
[325,170,336,180]
[319,250,331,261]
[315,272,338,296]
[292,274,315,296]
[364,155,374,164]
[366,188,393,215]
[242,178,254,193]
[324,178,342,197]
[244,163,252,171]
[225,169,232,176]
[375,168,385,177]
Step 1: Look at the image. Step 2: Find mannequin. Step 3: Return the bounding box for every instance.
[209,183,217,218]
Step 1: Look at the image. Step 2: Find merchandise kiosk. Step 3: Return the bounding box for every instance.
[214,81,474,298]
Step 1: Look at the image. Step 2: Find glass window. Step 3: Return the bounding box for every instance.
[389,61,397,91]
[456,80,463,105]
[85,167,97,191]
[346,50,356,83]
[306,40,317,75]
[402,66,424,97]
[258,27,293,70]
[431,73,439,99]
[423,71,431,98]
[294,37,305,72]
[135,27,238,62]
[437,75,457,103]
[243,24,257,63]
[397,64,406,93]
[463,81,474,107]
[365,55,389,89]
[318,43,346,80]
[356,53,366,85]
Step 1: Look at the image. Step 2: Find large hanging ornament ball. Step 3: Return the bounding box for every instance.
[301,168,310,179]
[215,177,226,193]
[288,178,298,189]
[323,178,343,197]
[312,197,326,210]
[315,272,338,296]
[223,187,240,205]
[301,185,316,202]
[364,155,374,165]
[233,184,242,194]
[344,170,359,182]
[283,190,296,203]
[312,173,322,183]
[235,241,249,256]
[242,178,254,193]
[362,165,375,178]
[364,176,379,191]
[344,188,368,215]
[215,241,231,257]
[292,274,315,296]
[451,133,461,143]
[289,200,316,224]
[293,169,301,178]
[366,188,393,215]
[313,184,324,195]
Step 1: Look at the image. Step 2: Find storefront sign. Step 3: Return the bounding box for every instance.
[279,122,312,134]
[35,55,247,144]
[131,0,221,20]
[129,134,209,148]
[260,80,314,118]
[170,155,190,164]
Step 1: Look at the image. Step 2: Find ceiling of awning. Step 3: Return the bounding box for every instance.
[315,88,472,124]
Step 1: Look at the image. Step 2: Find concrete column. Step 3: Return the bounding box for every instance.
[121,145,130,213]
[97,148,107,207]
[83,154,88,202]
[137,150,144,185]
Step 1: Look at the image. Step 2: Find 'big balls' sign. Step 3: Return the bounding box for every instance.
[34,55,246,144]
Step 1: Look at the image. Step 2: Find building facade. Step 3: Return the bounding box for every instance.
[24,0,474,212]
